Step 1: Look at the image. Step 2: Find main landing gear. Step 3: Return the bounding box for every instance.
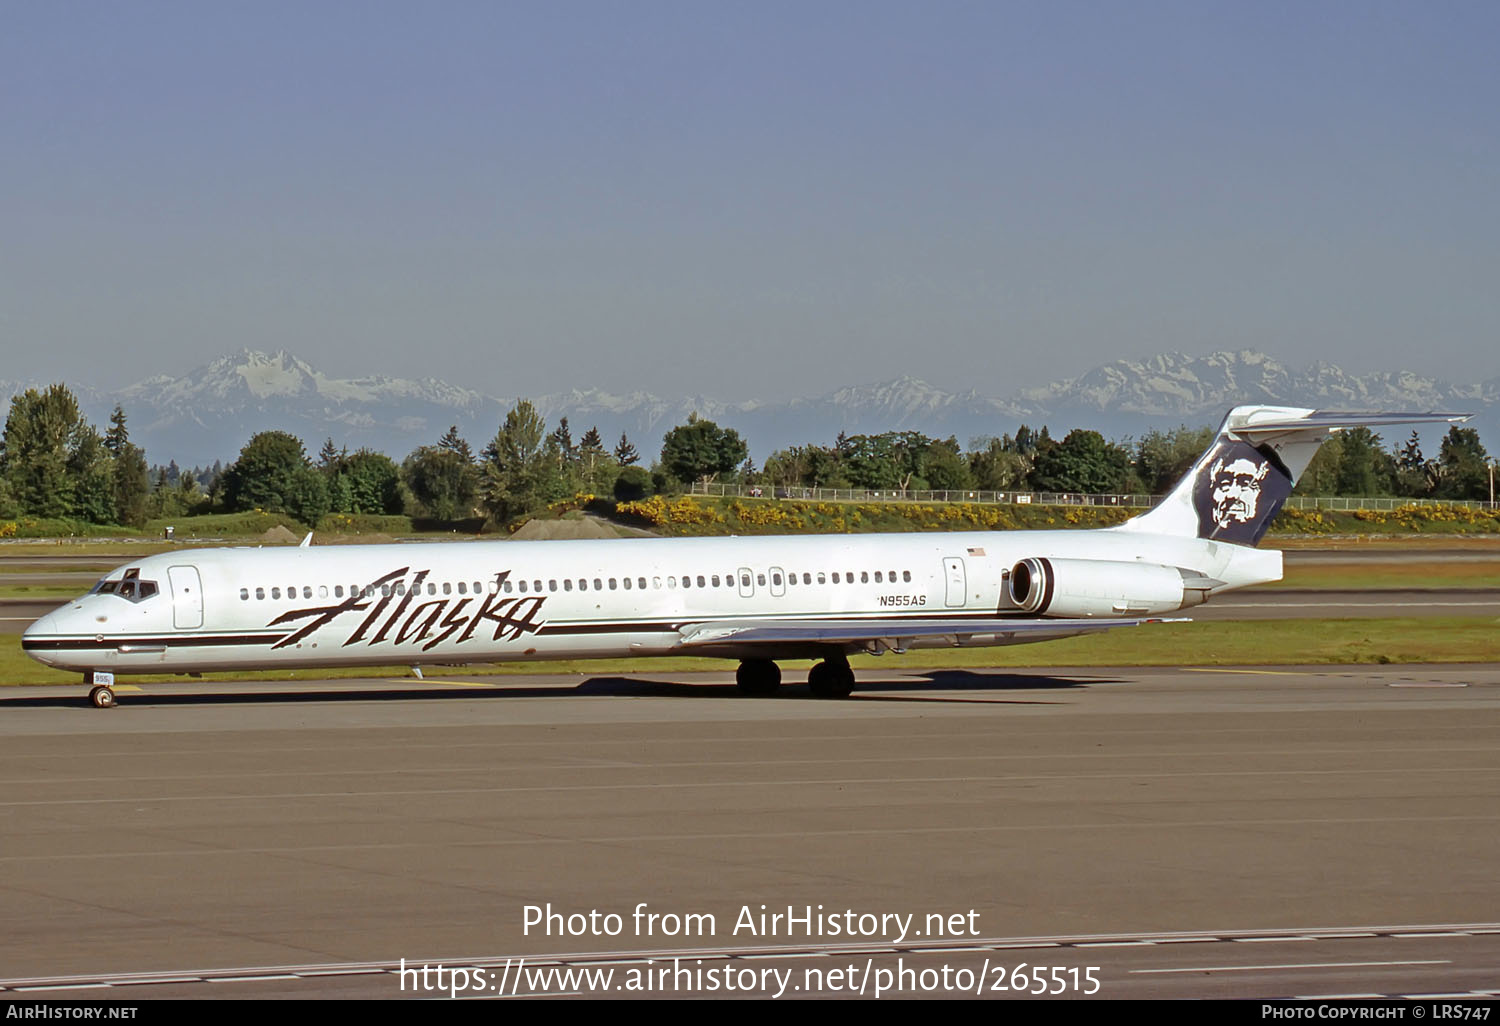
[807,655,855,699]
[736,658,781,696]
[735,656,856,699]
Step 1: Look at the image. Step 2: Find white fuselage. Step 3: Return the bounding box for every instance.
[23,528,1280,676]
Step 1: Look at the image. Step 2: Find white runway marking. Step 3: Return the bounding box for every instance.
[1132,959,1450,974]
[1,925,1492,994]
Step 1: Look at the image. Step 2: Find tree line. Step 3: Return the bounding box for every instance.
[1,383,1493,530]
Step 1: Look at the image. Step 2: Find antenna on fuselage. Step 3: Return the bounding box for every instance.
[300,533,313,548]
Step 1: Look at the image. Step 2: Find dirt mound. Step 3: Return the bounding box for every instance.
[509,517,619,541]
[260,525,302,545]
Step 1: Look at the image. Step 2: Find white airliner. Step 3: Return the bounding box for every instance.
[23,406,1465,707]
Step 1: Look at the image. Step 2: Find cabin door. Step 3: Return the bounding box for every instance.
[168,565,204,629]
[943,557,967,608]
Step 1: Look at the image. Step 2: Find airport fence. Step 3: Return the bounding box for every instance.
[688,482,1498,512]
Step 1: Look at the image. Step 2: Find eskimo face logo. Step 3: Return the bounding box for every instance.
[1208,454,1270,529]
[1192,440,1291,543]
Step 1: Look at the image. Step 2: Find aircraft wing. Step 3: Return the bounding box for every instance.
[674,616,1184,653]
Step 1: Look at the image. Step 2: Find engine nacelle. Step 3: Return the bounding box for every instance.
[1007,557,1208,617]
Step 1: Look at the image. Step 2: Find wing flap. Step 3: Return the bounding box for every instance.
[677,616,1184,650]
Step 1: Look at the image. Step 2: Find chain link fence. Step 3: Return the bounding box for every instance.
[688,482,1498,512]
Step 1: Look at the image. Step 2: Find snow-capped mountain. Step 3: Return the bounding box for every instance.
[3,349,1495,466]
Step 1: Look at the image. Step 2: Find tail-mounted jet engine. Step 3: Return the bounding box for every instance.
[1007,557,1215,617]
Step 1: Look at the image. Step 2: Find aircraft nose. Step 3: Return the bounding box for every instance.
[23,611,58,640]
[21,609,73,668]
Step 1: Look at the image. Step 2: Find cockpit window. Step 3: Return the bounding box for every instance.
[92,568,160,604]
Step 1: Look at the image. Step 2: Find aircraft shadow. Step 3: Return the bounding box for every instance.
[0,670,1124,709]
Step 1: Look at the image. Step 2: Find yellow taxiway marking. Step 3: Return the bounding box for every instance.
[113,685,144,692]
[1182,668,1311,677]
[385,678,498,688]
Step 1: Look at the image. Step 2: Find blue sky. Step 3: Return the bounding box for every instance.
[3,1,1496,398]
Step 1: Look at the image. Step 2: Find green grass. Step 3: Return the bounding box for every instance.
[1273,564,1500,590]
[0,585,87,600]
[3,617,1495,688]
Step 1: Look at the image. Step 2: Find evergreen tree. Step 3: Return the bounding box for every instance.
[482,400,564,522]
[438,425,474,462]
[1393,431,1433,497]
[0,384,109,520]
[101,405,149,526]
[614,432,640,466]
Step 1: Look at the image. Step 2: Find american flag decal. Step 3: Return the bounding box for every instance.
[966,547,986,557]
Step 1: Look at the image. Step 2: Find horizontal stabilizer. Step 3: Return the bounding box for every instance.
[1224,410,1469,437]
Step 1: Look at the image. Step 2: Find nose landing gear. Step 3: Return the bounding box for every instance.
[85,671,116,709]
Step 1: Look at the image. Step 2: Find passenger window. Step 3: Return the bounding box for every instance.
[549,580,558,592]
[594,578,603,591]
[272,587,281,599]
[803,573,812,585]
[697,575,706,588]
[874,572,883,583]
[652,577,662,589]
[757,573,765,586]
[240,588,249,600]
[639,577,647,590]
[711,575,721,587]
[903,570,912,583]
[831,572,840,584]
[861,571,869,583]
[609,578,617,590]
[623,578,632,590]
[668,577,677,589]
[772,573,782,586]
[457,582,467,595]
[519,580,527,593]
[319,585,329,598]
[503,580,513,593]
[564,580,573,591]
[303,586,312,599]
[335,585,344,598]
[256,587,265,600]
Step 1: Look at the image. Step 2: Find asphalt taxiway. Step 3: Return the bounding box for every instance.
[0,664,1496,999]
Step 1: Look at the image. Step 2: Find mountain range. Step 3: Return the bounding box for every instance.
[4,349,1496,468]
